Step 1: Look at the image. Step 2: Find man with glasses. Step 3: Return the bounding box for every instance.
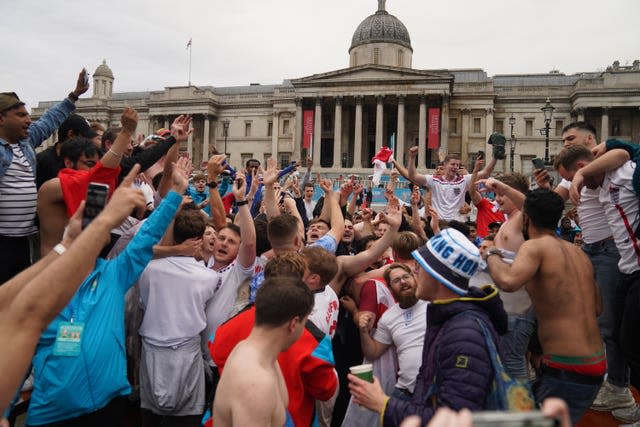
[0,70,88,284]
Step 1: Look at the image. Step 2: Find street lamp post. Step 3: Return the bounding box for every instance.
[223,119,230,156]
[540,98,555,164]
[508,114,516,172]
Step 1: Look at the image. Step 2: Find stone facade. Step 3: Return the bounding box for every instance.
[32,3,640,176]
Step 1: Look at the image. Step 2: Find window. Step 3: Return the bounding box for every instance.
[282,119,290,135]
[473,117,482,134]
[495,120,504,135]
[244,122,252,137]
[521,155,535,176]
[279,152,291,169]
[267,121,273,137]
[397,49,404,67]
[241,153,253,166]
[373,48,380,65]
[525,120,533,136]
[612,119,621,136]
[555,120,564,137]
[263,153,272,164]
[449,118,458,135]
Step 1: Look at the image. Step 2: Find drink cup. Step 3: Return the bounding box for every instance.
[350,364,373,383]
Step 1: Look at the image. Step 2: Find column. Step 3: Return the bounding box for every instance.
[461,109,471,160]
[601,107,609,141]
[375,95,384,153]
[203,115,211,161]
[353,96,363,168]
[333,97,342,168]
[396,95,405,164]
[164,117,170,129]
[313,97,322,164]
[295,98,303,160]
[576,108,585,122]
[418,95,427,168]
[440,95,450,157]
[148,115,155,135]
[272,112,280,162]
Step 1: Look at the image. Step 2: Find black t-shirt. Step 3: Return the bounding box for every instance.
[36,145,64,188]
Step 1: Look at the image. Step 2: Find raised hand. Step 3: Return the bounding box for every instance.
[410,188,421,205]
[206,154,226,178]
[120,107,138,135]
[319,177,333,194]
[171,157,191,193]
[380,197,402,230]
[100,165,146,229]
[170,115,193,143]
[233,172,247,201]
[72,68,90,98]
[262,157,280,186]
[409,146,419,158]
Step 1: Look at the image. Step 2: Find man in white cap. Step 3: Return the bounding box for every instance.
[347,228,509,426]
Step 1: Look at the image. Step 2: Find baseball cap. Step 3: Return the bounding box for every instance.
[58,114,98,141]
[411,228,481,295]
[0,92,25,112]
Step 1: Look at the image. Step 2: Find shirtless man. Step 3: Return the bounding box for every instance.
[485,188,604,425]
[213,276,314,427]
[478,173,534,381]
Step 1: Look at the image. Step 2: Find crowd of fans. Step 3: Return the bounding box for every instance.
[1,70,638,427]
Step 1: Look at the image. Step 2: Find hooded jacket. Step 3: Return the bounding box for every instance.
[383,285,508,427]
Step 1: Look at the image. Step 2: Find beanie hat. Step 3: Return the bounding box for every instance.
[411,228,481,295]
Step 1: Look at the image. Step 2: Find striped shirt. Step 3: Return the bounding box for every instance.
[0,144,38,236]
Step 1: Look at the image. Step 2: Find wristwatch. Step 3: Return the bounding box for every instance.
[484,247,503,260]
[68,92,79,102]
[207,181,218,189]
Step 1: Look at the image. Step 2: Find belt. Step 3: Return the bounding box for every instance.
[585,235,614,245]
[541,365,604,386]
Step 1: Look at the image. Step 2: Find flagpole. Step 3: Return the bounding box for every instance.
[187,38,192,86]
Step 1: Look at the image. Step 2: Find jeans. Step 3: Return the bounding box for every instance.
[533,367,602,426]
[619,271,640,390]
[500,312,536,380]
[582,238,629,387]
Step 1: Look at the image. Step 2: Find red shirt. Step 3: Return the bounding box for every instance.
[58,161,121,217]
[475,198,505,238]
[359,278,396,328]
[211,307,337,427]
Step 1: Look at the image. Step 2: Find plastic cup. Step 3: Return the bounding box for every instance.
[350,363,373,383]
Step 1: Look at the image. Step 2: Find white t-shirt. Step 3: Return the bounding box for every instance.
[138,257,218,347]
[205,258,256,344]
[599,161,640,274]
[558,179,611,244]
[373,300,428,393]
[309,286,339,338]
[425,174,472,221]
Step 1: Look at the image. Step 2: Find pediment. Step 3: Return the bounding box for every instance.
[291,65,452,87]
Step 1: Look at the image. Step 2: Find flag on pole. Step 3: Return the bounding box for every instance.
[186,38,192,49]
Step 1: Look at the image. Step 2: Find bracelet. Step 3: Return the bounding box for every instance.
[53,243,67,255]
[207,181,218,189]
[236,200,249,206]
[108,148,122,158]
[68,92,79,102]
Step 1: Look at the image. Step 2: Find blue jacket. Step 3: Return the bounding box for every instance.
[26,191,183,425]
[0,98,75,179]
[383,285,508,427]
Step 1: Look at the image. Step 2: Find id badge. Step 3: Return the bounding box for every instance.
[53,322,84,357]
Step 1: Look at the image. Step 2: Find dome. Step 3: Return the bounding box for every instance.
[94,59,114,79]
[350,1,412,52]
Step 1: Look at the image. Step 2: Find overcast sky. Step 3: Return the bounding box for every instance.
[3,0,639,111]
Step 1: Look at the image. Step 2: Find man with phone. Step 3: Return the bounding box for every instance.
[534,121,637,419]
[0,69,89,284]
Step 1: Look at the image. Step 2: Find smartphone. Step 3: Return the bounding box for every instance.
[532,158,546,170]
[82,183,109,229]
[472,410,558,427]
[478,150,485,160]
[82,68,89,86]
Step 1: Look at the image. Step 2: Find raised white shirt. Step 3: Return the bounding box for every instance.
[309,285,339,338]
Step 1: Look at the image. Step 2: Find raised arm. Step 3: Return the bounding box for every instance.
[468,158,483,205]
[262,157,281,220]
[569,148,630,205]
[207,154,228,231]
[476,154,497,180]
[407,146,428,186]
[101,108,138,169]
[410,188,428,241]
[232,172,257,269]
[480,177,525,211]
[358,312,391,360]
[319,178,344,243]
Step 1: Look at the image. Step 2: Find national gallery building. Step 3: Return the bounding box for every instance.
[32,1,640,176]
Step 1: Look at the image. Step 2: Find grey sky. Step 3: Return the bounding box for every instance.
[2,0,639,111]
